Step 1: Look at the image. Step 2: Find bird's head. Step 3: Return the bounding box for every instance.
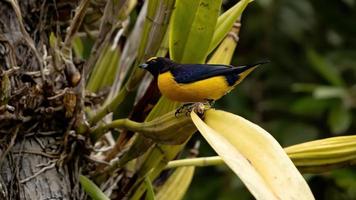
[139,57,175,76]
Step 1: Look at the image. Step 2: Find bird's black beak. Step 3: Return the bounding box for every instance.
[139,63,148,69]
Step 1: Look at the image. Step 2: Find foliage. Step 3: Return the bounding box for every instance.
[187,0,356,199]
[5,0,352,199]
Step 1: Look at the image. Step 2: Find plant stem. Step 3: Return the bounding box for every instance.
[63,0,90,50]
[89,87,128,125]
[165,156,223,169]
[90,117,141,142]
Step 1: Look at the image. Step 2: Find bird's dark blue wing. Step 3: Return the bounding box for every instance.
[170,64,237,84]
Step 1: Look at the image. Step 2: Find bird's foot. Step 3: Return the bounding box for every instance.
[205,99,215,107]
[175,102,210,117]
[175,103,195,117]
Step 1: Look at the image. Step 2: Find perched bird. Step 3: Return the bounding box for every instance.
[140,57,268,103]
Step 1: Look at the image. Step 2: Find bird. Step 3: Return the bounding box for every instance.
[139,57,268,103]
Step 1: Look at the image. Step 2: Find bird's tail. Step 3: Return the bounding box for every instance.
[233,59,270,74]
[229,60,270,87]
[247,59,270,67]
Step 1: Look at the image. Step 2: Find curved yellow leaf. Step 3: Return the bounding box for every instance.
[286,135,356,172]
[192,110,314,200]
[191,111,277,200]
[156,166,195,200]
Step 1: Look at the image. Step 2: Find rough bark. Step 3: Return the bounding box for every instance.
[0,0,83,199]
[0,138,77,199]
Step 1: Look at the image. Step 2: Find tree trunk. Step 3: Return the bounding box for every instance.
[0,0,83,199]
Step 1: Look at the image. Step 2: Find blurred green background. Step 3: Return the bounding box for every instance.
[187,0,356,199]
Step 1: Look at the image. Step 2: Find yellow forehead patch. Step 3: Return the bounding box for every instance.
[147,57,157,62]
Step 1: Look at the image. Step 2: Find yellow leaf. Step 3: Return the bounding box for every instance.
[191,111,277,199]
[156,167,195,200]
[285,135,356,172]
[191,110,314,200]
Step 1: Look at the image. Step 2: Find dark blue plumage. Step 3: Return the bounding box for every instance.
[171,64,242,86]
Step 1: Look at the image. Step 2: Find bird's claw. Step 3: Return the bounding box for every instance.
[175,103,194,117]
[175,102,210,117]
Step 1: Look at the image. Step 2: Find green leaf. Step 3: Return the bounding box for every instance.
[208,22,239,65]
[306,49,345,87]
[290,97,330,117]
[79,175,110,200]
[332,169,356,198]
[144,177,156,200]
[101,49,121,88]
[131,143,189,200]
[208,0,252,53]
[291,83,320,93]
[313,86,347,99]
[136,0,174,63]
[328,103,352,134]
[72,36,84,59]
[146,96,180,120]
[114,98,181,182]
[86,46,120,92]
[170,0,222,63]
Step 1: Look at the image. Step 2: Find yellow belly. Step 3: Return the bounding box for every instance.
[157,72,232,102]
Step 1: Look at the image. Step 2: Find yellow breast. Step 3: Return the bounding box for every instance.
[157,72,233,102]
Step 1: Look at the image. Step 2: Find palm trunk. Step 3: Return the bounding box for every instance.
[0,1,82,199]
